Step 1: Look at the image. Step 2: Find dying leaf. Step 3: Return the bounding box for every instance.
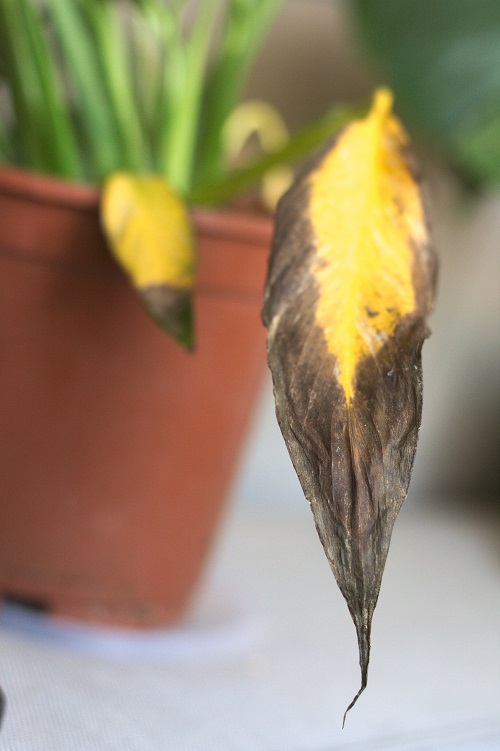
[262,89,437,722]
[222,100,294,211]
[101,173,196,349]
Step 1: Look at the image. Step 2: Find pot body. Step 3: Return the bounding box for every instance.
[0,168,272,627]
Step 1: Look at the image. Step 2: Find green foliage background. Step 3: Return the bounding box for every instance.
[351,0,500,189]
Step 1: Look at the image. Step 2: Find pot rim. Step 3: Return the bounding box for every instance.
[0,166,273,244]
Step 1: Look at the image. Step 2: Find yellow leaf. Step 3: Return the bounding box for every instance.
[262,88,437,722]
[101,173,196,349]
[222,101,294,211]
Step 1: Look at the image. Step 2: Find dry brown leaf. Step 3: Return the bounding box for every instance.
[262,89,437,722]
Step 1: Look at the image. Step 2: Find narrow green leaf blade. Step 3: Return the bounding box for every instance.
[0,0,82,177]
[196,0,285,185]
[47,0,124,180]
[80,0,149,174]
[192,103,364,205]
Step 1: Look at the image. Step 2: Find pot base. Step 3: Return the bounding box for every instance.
[2,588,186,629]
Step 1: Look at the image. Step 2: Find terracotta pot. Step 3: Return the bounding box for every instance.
[0,167,272,628]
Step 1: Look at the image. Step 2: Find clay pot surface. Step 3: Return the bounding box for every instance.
[0,167,272,627]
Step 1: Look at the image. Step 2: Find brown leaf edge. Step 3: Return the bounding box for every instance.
[262,140,437,724]
[140,285,194,351]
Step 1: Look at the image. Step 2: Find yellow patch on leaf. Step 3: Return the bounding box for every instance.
[309,89,428,402]
[101,173,195,290]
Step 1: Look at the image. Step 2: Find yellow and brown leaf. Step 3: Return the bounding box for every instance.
[101,173,196,349]
[262,90,437,720]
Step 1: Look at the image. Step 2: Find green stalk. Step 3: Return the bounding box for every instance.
[158,0,222,196]
[129,3,166,159]
[0,0,82,178]
[192,104,365,206]
[47,0,125,181]
[137,0,179,174]
[196,0,285,185]
[81,0,148,174]
[0,121,13,162]
[19,0,82,176]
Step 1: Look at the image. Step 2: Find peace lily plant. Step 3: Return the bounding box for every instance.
[0,0,356,348]
[1,0,497,725]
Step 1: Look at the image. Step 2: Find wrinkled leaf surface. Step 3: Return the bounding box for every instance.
[262,89,437,722]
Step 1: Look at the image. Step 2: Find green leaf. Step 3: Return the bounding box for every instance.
[158,0,222,195]
[129,2,166,158]
[0,0,82,178]
[0,121,12,162]
[196,0,285,185]
[351,0,500,186]
[47,0,125,180]
[192,103,364,205]
[79,0,149,175]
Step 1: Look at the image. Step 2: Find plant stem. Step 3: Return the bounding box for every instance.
[150,1,182,178]
[81,0,148,175]
[130,4,165,162]
[47,0,125,181]
[192,103,365,205]
[0,0,82,178]
[159,0,222,196]
[0,121,12,162]
[196,0,285,185]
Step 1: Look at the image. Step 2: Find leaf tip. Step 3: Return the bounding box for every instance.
[342,680,367,729]
[372,87,394,120]
[342,623,370,728]
[140,285,195,352]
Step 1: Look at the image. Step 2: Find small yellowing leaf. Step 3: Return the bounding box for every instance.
[262,89,437,722]
[222,101,294,211]
[101,173,196,349]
